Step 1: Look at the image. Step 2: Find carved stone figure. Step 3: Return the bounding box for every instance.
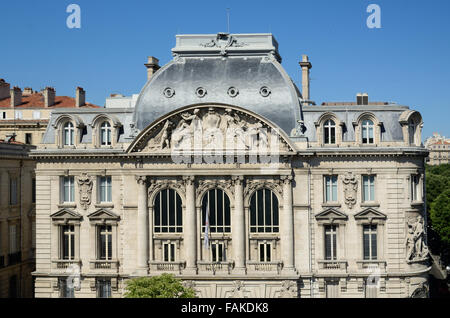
[146,120,173,150]
[406,216,429,262]
[77,173,93,210]
[342,172,358,209]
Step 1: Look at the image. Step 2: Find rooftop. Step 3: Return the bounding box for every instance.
[0,92,100,109]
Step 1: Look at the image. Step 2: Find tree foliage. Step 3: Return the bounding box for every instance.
[430,189,450,245]
[124,274,197,298]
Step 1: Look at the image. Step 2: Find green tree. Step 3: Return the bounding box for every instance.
[430,189,450,245]
[124,274,197,298]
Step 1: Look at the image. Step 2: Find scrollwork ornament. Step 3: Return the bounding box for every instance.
[77,173,93,210]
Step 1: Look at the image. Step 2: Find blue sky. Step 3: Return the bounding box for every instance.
[0,0,449,139]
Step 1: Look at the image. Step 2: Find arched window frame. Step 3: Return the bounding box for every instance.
[399,110,423,147]
[91,114,122,148]
[249,188,280,233]
[200,188,232,234]
[53,115,84,148]
[152,188,183,234]
[314,113,344,146]
[353,113,382,146]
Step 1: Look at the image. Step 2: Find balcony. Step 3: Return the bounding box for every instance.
[89,260,119,272]
[318,260,348,271]
[247,261,283,274]
[197,261,234,275]
[51,259,81,270]
[149,261,186,274]
[8,251,22,266]
[356,260,386,270]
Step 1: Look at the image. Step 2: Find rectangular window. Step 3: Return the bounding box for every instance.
[1,111,6,119]
[61,176,75,203]
[362,175,375,202]
[259,242,272,262]
[411,175,420,201]
[324,175,338,202]
[98,225,112,260]
[25,133,32,145]
[61,225,75,260]
[9,225,17,254]
[324,225,337,260]
[97,279,111,298]
[211,242,225,262]
[9,177,18,205]
[14,111,22,119]
[32,178,36,203]
[163,242,176,262]
[32,111,41,119]
[363,225,377,260]
[59,278,74,298]
[99,176,112,202]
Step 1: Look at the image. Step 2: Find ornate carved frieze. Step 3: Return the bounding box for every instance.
[77,173,93,210]
[129,105,292,155]
[406,215,429,263]
[196,179,234,199]
[243,178,283,202]
[342,172,358,209]
[199,33,248,56]
[147,178,186,201]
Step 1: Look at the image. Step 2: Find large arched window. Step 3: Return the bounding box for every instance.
[63,122,74,146]
[154,189,182,233]
[202,189,231,233]
[100,121,112,146]
[361,119,374,144]
[250,188,279,233]
[324,119,336,145]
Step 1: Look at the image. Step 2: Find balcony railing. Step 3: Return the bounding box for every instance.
[356,260,386,270]
[89,260,119,271]
[149,261,186,274]
[247,261,283,274]
[197,261,234,275]
[318,260,348,270]
[51,259,81,270]
[8,251,22,266]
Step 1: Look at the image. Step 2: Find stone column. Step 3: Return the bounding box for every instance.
[232,176,246,274]
[281,175,296,274]
[183,176,197,274]
[136,176,148,275]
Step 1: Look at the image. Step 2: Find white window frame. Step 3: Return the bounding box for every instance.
[258,242,272,262]
[97,225,112,260]
[411,175,420,201]
[32,110,41,120]
[14,110,22,120]
[100,121,112,146]
[61,176,75,203]
[362,120,374,144]
[324,119,336,145]
[211,242,226,263]
[324,225,337,261]
[362,175,376,202]
[324,175,338,202]
[61,225,75,260]
[163,242,176,262]
[63,122,75,146]
[98,176,112,203]
[363,224,377,260]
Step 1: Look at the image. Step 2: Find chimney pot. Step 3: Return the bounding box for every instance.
[76,87,86,107]
[23,87,34,96]
[0,79,11,100]
[43,87,55,107]
[356,93,369,105]
[299,55,312,101]
[10,86,22,107]
[145,56,160,81]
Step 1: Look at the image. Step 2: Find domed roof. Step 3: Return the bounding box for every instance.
[133,33,302,135]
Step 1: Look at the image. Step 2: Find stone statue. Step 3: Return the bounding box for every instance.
[342,172,358,209]
[147,120,173,150]
[77,173,93,210]
[406,216,429,262]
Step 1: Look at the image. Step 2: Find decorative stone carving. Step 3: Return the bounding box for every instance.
[406,215,429,263]
[196,179,233,200]
[77,173,93,210]
[244,178,283,203]
[130,105,292,154]
[182,280,196,290]
[410,282,429,298]
[230,280,246,298]
[342,172,358,209]
[280,280,297,298]
[148,178,186,201]
[199,33,248,56]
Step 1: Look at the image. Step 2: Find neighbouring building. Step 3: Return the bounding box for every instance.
[32,33,430,298]
[425,133,450,165]
[0,140,36,298]
[0,80,99,146]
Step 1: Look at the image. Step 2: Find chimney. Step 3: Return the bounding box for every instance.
[43,87,55,107]
[144,56,160,81]
[356,93,369,105]
[299,55,312,101]
[10,86,22,107]
[0,79,10,100]
[23,87,34,96]
[76,87,86,107]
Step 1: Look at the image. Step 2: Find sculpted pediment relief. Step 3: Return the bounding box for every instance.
[51,208,82,221]
[127,105,296,156]
[315,208,348,223]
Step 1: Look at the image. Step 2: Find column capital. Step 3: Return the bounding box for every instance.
[135,175,147,186]
[231,175,244,186]
[280,175,293,185]
[182,175,195,186]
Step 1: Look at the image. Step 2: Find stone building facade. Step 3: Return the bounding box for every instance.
[32,33,430,298]
[425,133,450,165]
[0,141,36,298]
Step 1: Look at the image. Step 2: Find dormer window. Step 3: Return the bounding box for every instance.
[100,121,112,146]
[63,122,75,146]
[324,120,336,145]
[362,120,374,144]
